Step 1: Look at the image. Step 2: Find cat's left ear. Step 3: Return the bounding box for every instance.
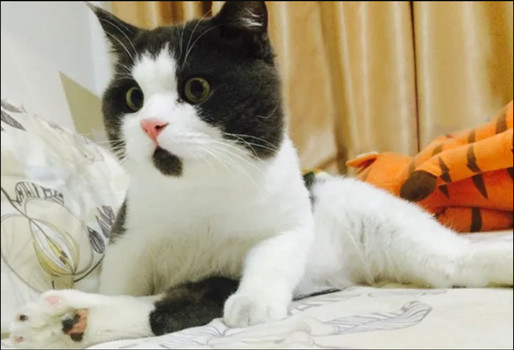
[213,1,271,59]
[87,3,140,58]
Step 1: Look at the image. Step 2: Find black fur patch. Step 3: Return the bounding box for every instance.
[92,1,284,177]
[152,147,183,176]
[303,171,319,206]
[303,171,317,191]
[150,277,238,336]
[149,276,341,336]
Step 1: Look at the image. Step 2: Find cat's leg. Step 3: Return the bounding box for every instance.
[223,227,314,327]
[98,233,154,296]
[10,278,237,349]
[359,216,514,288]
[308,176,513,289]
[10,290,157,349]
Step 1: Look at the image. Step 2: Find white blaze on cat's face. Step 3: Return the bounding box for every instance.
[122,48,223,163]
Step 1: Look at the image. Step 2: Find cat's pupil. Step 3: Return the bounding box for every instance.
[190,80,205,97]
[126,87,144,111]
[131,89,143,107]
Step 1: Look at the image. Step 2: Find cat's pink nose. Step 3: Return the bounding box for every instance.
[140,119,169,143]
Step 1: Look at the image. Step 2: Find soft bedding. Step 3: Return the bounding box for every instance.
[88,286,511,349]
[2,233,512,349]
[87,232,514,349]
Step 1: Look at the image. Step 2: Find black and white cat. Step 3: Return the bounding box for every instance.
[10,2,512,348]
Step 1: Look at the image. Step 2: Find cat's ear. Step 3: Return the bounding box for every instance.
[213,1,271,59]
[214,1,268,32]
[87,3,140,57]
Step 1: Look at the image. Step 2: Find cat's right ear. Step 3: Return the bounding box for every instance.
[87,3,140,57]
[212,2,272,60]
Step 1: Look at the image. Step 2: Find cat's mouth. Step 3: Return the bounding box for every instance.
[152,147,183,176]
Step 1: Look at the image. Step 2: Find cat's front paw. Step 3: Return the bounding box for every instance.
[10,290,96,349]
[223,292,288,327]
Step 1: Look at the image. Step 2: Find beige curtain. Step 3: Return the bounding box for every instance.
[112,1,513,174]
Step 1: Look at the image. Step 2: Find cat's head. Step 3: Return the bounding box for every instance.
[90,1,284,177]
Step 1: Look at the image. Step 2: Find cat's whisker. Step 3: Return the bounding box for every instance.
[220,134,259,157]
[114,62,133,74]
[221,133,278,155]
[197,145,238,182]
[183,10,212,63]
[208,140,268,177]
[104,32,135,63]
[243,141,278,154]
[178,25,185,60]
[196,147,219,175]
[208,142,266,185]
[209,146,260,189]
[255,104,280,120]
[182,24,224,68]
[98,17,137,57]
[222,132,279,151]
[183,19,203,65]
[193,139,258,187]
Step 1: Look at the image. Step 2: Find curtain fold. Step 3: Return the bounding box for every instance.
[112,1,513,174]
[413,1,513,148]
[319,2,418,172]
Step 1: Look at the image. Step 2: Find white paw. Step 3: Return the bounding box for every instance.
[9,290,98,349]
[471,240,513,287]
[223,292,288,328]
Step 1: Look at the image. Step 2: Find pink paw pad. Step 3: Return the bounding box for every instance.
[13,336,23,343]
[45,294,62,306]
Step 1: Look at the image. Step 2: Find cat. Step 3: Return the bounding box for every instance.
[9,2,512,348]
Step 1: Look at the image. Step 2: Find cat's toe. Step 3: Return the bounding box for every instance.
[223,293,288,327]
[9,291,91,349]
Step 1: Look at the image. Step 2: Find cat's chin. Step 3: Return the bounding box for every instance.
[151,147,183,177]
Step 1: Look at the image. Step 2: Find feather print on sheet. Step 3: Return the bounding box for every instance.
[326,301,431,334]
[0,182,111,290]
[1,100,26,131]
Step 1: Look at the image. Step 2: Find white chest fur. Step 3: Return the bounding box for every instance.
[99,137,313,295]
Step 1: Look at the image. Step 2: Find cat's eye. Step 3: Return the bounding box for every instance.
[125,87,144,111]
[183,77,211,104]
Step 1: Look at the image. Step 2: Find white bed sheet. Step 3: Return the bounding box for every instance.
[2,231,512,349]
